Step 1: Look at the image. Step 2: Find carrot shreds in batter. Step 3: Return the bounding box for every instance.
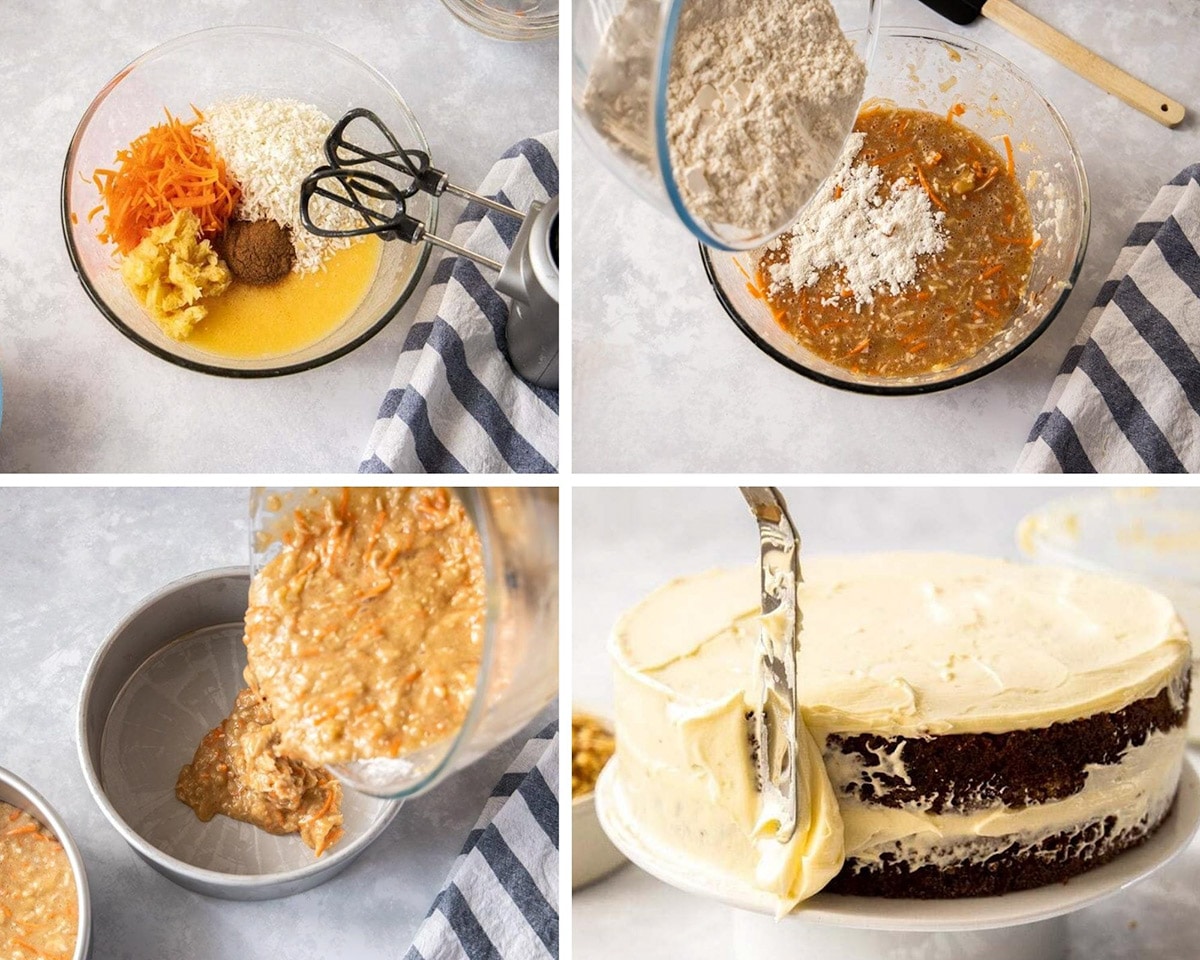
[947,102,966,122]
[915,165,947,211]
[1002,134,1015,177]
[314,788,335,821]
[90,107,239,254]
[5,824,38,837]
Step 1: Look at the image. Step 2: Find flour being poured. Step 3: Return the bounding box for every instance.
[765,132,948,307]
[581,0,866,236]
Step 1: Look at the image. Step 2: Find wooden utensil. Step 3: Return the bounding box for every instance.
[917,0,1184,127]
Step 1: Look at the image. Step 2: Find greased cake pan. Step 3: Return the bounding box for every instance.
[77,567,402,901]
[0,766,93,959]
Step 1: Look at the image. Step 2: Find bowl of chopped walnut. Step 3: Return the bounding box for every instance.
[572,710,627,889]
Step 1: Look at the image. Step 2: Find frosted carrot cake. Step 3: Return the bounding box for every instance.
[606,553,1191,910]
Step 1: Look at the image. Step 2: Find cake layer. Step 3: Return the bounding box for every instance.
[826,675,1190,813]
[616,557,1190,738]
[828,811,1165,898]
[838,725,1185,875]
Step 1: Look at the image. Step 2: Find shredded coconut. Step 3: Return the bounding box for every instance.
[765,133,948,307]
[581,0,865,236]
[197,97,357,274]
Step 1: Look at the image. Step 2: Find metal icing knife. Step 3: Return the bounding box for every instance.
[740,486,801,843]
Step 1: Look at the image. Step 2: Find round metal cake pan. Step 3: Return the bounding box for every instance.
[0,766,93,959]
[77,567,402,901]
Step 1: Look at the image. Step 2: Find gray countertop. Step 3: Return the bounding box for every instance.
[571,486,1200,958]
[572,0,1200,473]
[0,487,555,960]
[0,0,556,473]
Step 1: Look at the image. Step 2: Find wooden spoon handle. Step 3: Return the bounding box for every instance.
[983,0,1185,127]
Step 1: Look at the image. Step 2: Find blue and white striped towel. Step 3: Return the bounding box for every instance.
[360,134,559,474]
[404,722,559,960]
[1018,164,1200,473]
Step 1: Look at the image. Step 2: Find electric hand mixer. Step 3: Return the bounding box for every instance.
[300,108,559,389]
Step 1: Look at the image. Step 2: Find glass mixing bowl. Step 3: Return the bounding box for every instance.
[440,0,559,40]
[702,27,1090,395]
[61,26,435,378]
[573,0,881,250]
[249,487,559,800]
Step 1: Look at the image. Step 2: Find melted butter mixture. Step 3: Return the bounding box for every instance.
[0,802,78,959]
[759,106,1035,378]
[244,487,487,767]
[176,688,344,856]
[186,235,381,359]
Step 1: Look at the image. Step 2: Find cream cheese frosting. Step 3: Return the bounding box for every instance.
[608,553,1191,911]
[615,554,1189,738]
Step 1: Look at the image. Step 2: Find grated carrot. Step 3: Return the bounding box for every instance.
[947,102,966,123]
[89,107,239,254]
[980,263,1005,280]
[1002,134,1015,177]
[915,165,946,211]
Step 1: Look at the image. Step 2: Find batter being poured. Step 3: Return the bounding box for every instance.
[177,487,487,856]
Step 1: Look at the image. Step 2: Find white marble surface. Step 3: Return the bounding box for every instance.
[0,0,556,473]
[0,487,556,960]
[572,487,1200,958]
[572,0,1200,473]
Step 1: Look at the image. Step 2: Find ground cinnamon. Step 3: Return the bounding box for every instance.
[221,218,295,285]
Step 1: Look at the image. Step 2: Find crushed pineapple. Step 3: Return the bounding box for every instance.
[121,209,231,339]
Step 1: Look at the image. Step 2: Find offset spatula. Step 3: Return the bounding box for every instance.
[740,486,801,843]
[917,0,1184,127]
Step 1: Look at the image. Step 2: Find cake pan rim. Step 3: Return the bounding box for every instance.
[0,764,93,959]
[77,565,402,896]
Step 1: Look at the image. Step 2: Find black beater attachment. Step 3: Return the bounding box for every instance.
[300,108,559,389]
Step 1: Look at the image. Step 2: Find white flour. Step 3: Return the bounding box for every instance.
[581,0,865,236]
[765,132,948,306]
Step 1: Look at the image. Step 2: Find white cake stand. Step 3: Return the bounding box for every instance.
[595,760,1200,960]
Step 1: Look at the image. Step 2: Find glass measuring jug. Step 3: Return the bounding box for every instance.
[249,487,559,799]
[573,0,881,250]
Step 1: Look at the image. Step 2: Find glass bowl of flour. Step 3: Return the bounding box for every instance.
[573,0,881,250]
[701,27,1089,394]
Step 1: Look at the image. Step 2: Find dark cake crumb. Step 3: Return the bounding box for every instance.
[827,670,1190,814]
[826,809,1169,898]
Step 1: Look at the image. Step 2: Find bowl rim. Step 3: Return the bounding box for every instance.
[437,0,558,40]
[0,765,92,960]
[75,565,402,891]
[701,24,1092,397]
[59,24,436,379]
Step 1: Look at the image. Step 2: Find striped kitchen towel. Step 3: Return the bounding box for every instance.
[404,722,559,960]
[1018,164,1200,472]
[360,134,559,474]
